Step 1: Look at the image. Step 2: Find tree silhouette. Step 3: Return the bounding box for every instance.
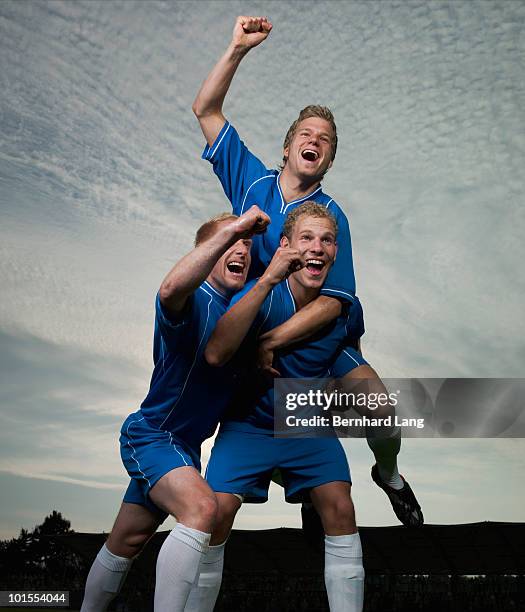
[0,511,79,586]
[30,511,73,573]
[35,510,71,536]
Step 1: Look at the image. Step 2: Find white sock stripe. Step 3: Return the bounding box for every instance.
[325,533,363,559]
[96,544,133,573]
[184,539,225,611]
[170,524,211,554]
[155,523,209,611]
[324,533,364,612]
[200,540,226,565]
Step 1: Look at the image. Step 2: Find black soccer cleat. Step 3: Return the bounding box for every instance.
[371,464,424,527]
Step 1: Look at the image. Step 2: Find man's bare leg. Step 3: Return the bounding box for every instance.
[310,481,364,612]
[341,365,423,526]
[81,502,161,611]
[185,492,242,612]
[82,467,219,612]
[343,365,403,488]
[149,466,218,612]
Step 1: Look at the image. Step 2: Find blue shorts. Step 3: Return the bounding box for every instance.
[120,411,201,515]
[205,429,351,503]
[331,346,369,376]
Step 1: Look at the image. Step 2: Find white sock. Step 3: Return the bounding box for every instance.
[80,543,133,612]
[154,523,211,612]
[324,533,365,612]
[184,540,226,612]
[367,425,404,490]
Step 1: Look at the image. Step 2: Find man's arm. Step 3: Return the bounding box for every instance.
[262,296,342,346]
[192,16,272,146]
[205,247,302,367]
[256,296,342,374]
[159,206,269,316]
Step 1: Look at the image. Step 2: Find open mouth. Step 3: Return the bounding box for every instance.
[305,259,325,276]
[226,261,246,277]
[301,149,319,162]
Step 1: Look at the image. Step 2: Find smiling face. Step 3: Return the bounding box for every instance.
[283,117,335,182]
[281,213,337,291]
[208,234,252,297]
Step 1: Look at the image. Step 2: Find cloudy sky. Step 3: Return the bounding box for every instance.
[1,0,524,540]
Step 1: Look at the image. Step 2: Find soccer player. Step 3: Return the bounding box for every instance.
[184,202,364,612]
[80,206,270,612]
[192,15,422,526]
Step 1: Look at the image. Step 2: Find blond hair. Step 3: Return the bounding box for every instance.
[282,201,338,240]
[194,212,238,246]
[281,105,338,168]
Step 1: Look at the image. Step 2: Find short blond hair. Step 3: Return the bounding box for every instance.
[282,201,338,241]
[195,212,238,246]
[282,105,338,168]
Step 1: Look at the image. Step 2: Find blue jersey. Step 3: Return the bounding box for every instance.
[222,279,350,433]
[203,122,356,303]
[138,281,238,450]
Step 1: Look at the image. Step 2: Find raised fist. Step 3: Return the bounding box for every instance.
[232,16,272,51]
[262,246,303,286]
[235,205,271,238]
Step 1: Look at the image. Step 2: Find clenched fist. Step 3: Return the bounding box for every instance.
[235,205,271,239]
[232,16,272,51]
[262,246,303,286]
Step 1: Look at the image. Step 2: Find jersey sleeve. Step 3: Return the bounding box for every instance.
[328,296,366,375]
[154,292,194,350]
[320,204,356,303]
[202,121,272,215]
[346,296,365,340]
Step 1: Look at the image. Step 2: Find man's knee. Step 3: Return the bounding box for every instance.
[150,467,219,531]
[216,501,236,527]
[179,493,218,530]
[107,528,151,558]
[344,365,394,419]
[106,504,160,558]
[210,494,241,544]
[319,495,357,534]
